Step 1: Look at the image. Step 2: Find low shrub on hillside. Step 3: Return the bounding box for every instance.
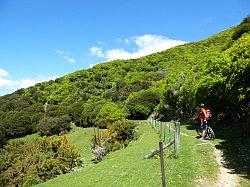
[0,135,83,186]
[91,120,137,162]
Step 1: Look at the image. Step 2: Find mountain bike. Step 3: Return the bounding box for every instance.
[196,120,215,140]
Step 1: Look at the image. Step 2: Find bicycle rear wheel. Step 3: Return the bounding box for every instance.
[206,126,215,140]
[196,127,203,137]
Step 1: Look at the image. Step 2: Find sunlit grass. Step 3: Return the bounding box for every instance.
[35,121,218,187]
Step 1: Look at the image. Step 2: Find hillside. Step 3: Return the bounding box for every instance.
[0,17,249,186]
[1,18,249,140]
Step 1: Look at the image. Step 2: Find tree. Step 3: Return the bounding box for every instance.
[37,116,71,136]
[95,101,128,128]
[126,90,160,119]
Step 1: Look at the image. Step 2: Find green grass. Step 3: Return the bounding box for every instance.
[8,133,40,142]
[183,121,250,186]
[66,125,100,165]
[35,121,218,187]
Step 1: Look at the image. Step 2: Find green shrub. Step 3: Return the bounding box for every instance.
[80,101,103,127]
[91,120,137,163]
[126,90,160,119]
[232,23,250,40]
[95,101,128,128]
[67,102,85,124]
[108,119,136,142]
[1,111,34,139]
[0,135,83,186]
[37,116,71,136]
[100,120,136,152]
[232,16,250,40]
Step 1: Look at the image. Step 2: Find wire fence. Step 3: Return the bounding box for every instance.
[146,119,180,187]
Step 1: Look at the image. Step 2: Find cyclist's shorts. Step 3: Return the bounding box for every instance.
[200,120,207,129]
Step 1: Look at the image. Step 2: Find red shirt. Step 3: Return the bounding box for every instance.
[199,108,207,121]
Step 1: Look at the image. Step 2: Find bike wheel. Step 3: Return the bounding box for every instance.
[206,126,215,140]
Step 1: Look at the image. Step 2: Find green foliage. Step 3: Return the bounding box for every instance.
[232,16,250,40]
[37,116,71,136]
[0,111,34,145]
[99,120,137,152]
[79,101,103,127]
[126,90,160,119]
[0,135,82,186]
[108,120,136,142]
[95,101,128,128]
[158,29,250,130]
[0,17,249,144]
[67,101,85,125]
[196,33,250,125]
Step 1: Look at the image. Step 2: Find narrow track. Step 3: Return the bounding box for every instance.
[180,130,240,187]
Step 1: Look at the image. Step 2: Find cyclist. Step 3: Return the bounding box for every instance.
[198,103,209,140]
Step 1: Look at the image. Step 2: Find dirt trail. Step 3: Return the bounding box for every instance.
[213,148,240,187]
[180,130,240,187]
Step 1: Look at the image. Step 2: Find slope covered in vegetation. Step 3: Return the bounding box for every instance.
[0,17,249,185]
[1,17,249,142]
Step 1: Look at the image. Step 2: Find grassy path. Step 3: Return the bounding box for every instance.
[36,121,217,187]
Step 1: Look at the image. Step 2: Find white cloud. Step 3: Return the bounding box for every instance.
[0,68,58,96]
[90,34,187,61]
[56,50,76,64]
[90,46,105,58]
[0,68,14,88]
[0,78,13,88]
[17,76,58,89]
[0,68,9,78]
[106,49,136,60]
[19,78,39,88]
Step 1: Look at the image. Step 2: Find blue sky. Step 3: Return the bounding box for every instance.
[0,0,249,96]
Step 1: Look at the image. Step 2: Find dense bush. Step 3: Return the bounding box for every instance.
[158,31,250,131]
[126,90,160,119]
[108,120,136,143]
[0,94,44,146]
[102,120,136,151]
[232,16,250,40]
[37,116,71,136]
[0,135,83,186]
[79,101,103,127]
[196,33,250,128]
[67,102,85,124]
[95,101,129,128]
[1,111,34,139]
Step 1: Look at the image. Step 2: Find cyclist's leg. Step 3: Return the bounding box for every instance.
[200,120,206,140]
[204,120,208,139]
[196,120,203,137]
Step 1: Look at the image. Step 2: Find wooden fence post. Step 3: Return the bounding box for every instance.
[159,141,167,187]
[174,122,180,155]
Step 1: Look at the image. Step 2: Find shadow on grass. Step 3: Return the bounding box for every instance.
[185,119,250,179]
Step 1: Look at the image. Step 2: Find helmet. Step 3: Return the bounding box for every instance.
[200,103,205,107]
